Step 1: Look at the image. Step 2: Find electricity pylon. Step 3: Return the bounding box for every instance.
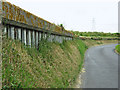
[92,18,96,32]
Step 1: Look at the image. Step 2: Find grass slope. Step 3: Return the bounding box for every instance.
[83,39,118,48]
[2,38,88,88]
[115,45,120,54]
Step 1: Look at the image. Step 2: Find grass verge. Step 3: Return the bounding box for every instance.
[83,39,118,48]
[115,45,120,55]
[2,37,117,88]
[2,38,88,88]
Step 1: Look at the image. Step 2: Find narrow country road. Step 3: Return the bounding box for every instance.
[81,44,118,88]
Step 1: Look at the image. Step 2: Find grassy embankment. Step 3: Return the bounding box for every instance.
[115,45,120,54]
[71,31,120,38]
[2,38,87,88]
[2,37,118,88]
[83,39,118,48]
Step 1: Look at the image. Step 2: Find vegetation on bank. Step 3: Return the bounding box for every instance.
[83,39,118,48]
[71,31,120,38]
[2,38,88,88]
[115,45,120,54]
[2,34,118,89]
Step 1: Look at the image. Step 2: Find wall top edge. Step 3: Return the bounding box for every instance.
[2,0,74,35]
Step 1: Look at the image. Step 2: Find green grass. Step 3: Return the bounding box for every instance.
[2,38,88,88]
[2,37,117,88]
[115,45,120,54]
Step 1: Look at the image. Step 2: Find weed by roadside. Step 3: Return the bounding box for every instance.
[115,45,120,54]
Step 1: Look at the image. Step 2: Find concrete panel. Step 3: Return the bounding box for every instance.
[22,29,26,45]
[52,35,54,41]
[56,36,59,42]
[47,35,50,42]
[32,31,35,47]
[54,35,57,42]
[8,26,11,38]
[65,37,66,40]
[18,28,21,40]
[39,32,41,41]
[44,33,47,40]
[35,31,38,48]
[51,35,54,42]
[14,28,18,40]
[58,36,60,43]
[2,1,74,39]
[50,35,53,42]
[66,37,68,40]
[11,27,14,39]
[42,33,44,40]
[52,35,55,41]
[42,33,47,40]
[55,36,57,42]
[47,34,53,42]
[50,35,52,41]
[59,36,63,43]
[65,37,67,40]
[69,37,70,40]
[68,37,70,40]
[3,26,7,35]
[28,30,31,46]
[63,37,65,41]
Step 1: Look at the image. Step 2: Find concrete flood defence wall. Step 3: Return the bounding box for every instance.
[0,0,73,49]
[0,1,73,89]
[2,22,72,48]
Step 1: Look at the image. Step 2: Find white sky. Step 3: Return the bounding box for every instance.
[6,0,119,33]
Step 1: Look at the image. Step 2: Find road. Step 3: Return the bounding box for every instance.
[81,44,118,88]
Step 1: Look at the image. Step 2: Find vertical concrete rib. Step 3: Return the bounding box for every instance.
[8,26,11,38]
[18,28,21,41]
[3,26,7,35]
[53,35,55,42]
[36,31,38,48]
[50,34,52,42]
[51,35,53,42]
[57,36,58,42]
[39,32,41,41]
[28,30,31,47]
[42,33,44,40]
[54,35,56,42]
[22,29,26,45]
[60,36,62,43]
[38,32,41,47]
[24,29,26,45]
[58,36,60,43]
[56,35,59,42]
[11,27,14,39]
[56,36,57,42]
[32,30,35,47]
[44,33,47,40]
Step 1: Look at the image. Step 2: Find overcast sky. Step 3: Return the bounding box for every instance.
[7,0,119,33]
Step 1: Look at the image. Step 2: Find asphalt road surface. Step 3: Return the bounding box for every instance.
[81,44,118,88]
